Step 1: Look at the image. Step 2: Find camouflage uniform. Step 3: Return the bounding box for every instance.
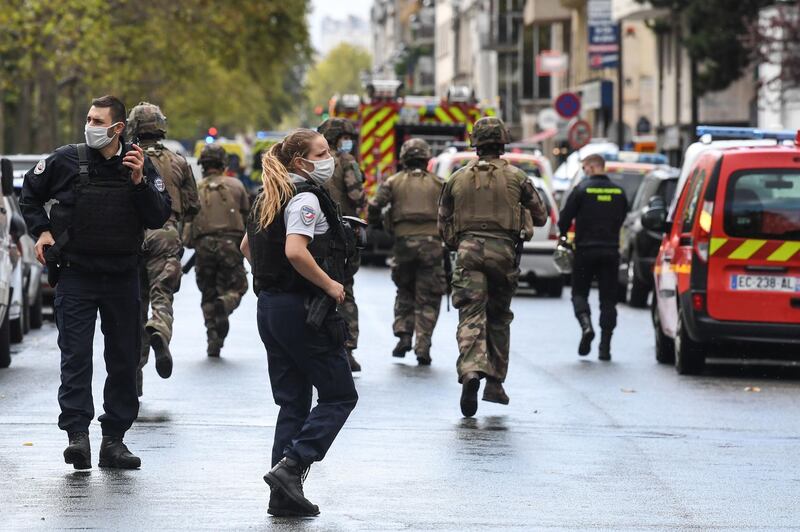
[319,118,365,370]
[188,146,250,357]
[368,139,445,363]
[438,117,547,414]
[129,103,200,393]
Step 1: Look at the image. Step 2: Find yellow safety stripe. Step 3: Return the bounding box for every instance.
[360,136,374,155]
[376,113,397,137]
[379,135,394,154]
[767,241,800,262]
[709,237,727,256]
[361,107,392,138]
[728,239,766,260]
[698,210,712,233]
[379,151,394,170]
[434,107,453,123]
[449,106,467,123]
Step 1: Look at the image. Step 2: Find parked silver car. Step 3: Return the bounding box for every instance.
[518,177,563,297]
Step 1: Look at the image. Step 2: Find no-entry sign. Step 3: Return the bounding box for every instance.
[568,119,592,150]
[555,92,581,119]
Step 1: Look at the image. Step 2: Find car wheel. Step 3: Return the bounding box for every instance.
[626,259,649,308]
[0,308,10,368]
[29,287,43,329]
[652,298,674,364]
[675,307,705,375]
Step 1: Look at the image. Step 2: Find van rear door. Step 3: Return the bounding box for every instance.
[707,160,800,323]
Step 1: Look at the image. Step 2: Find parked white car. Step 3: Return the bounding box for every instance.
[519,177,563,297]
[0,159,18,367]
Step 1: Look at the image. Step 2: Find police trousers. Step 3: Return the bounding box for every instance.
[256,291,358,467]
[571,247,619,331]
[55,267,141,437]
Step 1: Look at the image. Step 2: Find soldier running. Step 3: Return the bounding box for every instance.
[438,117,547,417]
[129,102,200,396]
[317,118,365,372]
[184,144,250,357]
[368,138,445,365]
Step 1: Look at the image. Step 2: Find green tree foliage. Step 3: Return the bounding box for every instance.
[306,43,372,111]
[0,0,311,152]
[641,0,770,95]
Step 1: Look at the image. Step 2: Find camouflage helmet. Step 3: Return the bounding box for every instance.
[198,143,228,168]
[127,101,167,138]
[470,117,510,147]
[399,138,432,163]
[317,117,357,146]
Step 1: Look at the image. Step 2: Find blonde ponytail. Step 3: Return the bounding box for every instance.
[252,129,321,230]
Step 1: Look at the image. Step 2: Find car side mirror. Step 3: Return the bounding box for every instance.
[641,196,668,233]
[0,158,13,197]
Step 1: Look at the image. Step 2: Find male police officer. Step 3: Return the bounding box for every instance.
[368,138,445,365]
[317,118,365,372]
[20,95,171,469]
[558,153,627,361]
[438,117,547,417]
[128,102,200,396]
[185,144,249,358]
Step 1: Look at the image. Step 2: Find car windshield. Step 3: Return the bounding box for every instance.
[724,170,800,240]
[607,171,647,207]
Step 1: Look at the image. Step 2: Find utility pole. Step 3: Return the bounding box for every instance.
[616,20,624,148]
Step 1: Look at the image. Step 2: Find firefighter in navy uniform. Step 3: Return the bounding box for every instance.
[558,153,628,361]
[241,129,358,518]
[20,95,171,470]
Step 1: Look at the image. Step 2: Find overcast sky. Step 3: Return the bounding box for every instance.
[309,0,373,50]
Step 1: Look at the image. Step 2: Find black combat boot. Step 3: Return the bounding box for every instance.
[207,338,222,358]
[263,458,320,517]
[415,348,432,366]
[149,330,173,379]
[268,488,316,517]
[599,330,612,361]
[577,313,595,356]
[347,350,361,372]
[460,372,481,417]
[63,431,91,470]
[482,379,510,405]
[392,334,412,358]
[214,298,230,340]
[98,436,141,469]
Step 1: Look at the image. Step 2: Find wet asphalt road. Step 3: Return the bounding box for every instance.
[1,266,800,531]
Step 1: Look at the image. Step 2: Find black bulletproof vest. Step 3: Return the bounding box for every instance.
[248,180,348,296]
[51,143,143,255]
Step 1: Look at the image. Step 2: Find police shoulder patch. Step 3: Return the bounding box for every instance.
[33,159,46,175]
[154,177,165,192]
[301,205,316,226]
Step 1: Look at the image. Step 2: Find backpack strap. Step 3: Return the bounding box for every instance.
[76,143,90,186]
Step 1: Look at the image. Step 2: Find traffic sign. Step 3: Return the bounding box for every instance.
[568,119,592,150]
[555,92,581,119]
[537,108,559,130]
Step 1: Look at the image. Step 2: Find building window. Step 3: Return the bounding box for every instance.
[522,24,553,101]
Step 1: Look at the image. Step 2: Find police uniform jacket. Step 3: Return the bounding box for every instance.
[558,174,628,249]
[20,141,172,273]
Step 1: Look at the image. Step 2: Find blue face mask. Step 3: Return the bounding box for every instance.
[339,139,353,153]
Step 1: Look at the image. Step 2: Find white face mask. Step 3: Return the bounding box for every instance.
[339,139,353,153]
[84,122,122,149]
[302,156,335,183]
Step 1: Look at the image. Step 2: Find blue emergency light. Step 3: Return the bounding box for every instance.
[695,125,797,142]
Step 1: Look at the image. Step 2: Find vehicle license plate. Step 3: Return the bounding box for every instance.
[730,274,800,292]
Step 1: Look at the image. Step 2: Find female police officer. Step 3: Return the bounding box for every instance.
[240,129,358,517]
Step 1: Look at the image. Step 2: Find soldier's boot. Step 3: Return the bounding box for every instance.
[482,379,510,405]
[460,372,481,418]
[148,329,173,379]
[268,487,314,518]
[98,437,141,469]
[63,431,91,470]
[599,330,612,362]
[577,313,595,356]
[214,298,230,340]
[207,341,222,358]
[263,458,320,517]
[415,348,432,366]
[392,334,412,358]
[346,350,361,372]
